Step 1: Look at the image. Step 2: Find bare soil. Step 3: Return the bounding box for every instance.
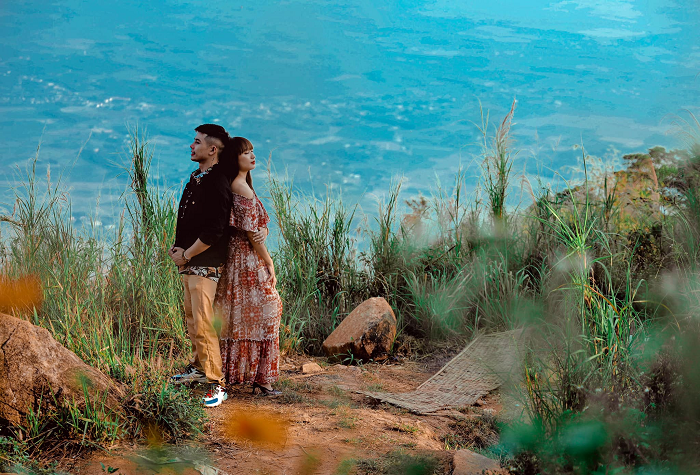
[63,352,505,475]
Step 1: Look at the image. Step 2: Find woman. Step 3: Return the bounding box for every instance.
[215,136,282,395]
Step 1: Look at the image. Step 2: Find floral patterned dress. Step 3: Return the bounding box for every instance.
[214,192,282,386]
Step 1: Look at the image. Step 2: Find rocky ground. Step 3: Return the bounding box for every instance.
[63,352,509,475]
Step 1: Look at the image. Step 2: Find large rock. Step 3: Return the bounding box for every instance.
[453,449,506,475]
[322,297,396,361]
[0,313,124,425]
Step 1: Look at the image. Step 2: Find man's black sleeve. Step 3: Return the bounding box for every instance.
[198,173,232,246]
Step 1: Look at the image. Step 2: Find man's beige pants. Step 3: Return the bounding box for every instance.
[182,274,224,385]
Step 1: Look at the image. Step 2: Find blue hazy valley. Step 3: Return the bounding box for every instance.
[1,0,698,222]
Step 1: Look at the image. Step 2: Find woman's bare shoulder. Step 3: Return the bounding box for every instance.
[231,179,254,199]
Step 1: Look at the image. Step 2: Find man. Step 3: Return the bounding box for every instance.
[168,123,232,408]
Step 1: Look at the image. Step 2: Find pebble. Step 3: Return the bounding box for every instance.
[301,362,324,374]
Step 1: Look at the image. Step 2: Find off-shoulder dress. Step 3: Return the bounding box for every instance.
[214,192,282,386]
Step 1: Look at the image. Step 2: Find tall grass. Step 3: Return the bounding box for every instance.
[0,130,201,472]
[268,174,366,353]
[479,99,517,229]
[0,129,186,374]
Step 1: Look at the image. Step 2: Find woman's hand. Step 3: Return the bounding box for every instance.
[266,264,277,287]
[251,227,268,244]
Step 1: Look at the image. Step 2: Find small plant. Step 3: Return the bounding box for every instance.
[384,451,440,475]
[100,462,119,473]
[319,398,346,409]
[296,448,322,474]
[353,450,442,475]
[443,414,499,450]
[124,376,206,442]
[354,457,380,473]
[394,423,419,434]
[334,406,357,429]
[334,458,356,475]
[326,384,347,397]
[342,437,366,445]
[277,390,312,406]
[276,377,321,393]
[337,416,357,429]
[340,351,358,366]
[366,383,385,392]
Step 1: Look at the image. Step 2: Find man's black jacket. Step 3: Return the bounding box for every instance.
[173,165,231,267]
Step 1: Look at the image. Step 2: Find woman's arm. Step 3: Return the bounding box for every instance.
[246,231,277,287]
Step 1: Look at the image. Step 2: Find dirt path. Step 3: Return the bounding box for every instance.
[67,353,503,475]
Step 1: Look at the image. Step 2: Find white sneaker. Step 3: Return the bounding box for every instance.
[170,365,208,385]
[202,384,228,408]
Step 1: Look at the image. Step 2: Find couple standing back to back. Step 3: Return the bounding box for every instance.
[168,124,282,407]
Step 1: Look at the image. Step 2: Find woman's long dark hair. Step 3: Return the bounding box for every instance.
[219,136,254,190]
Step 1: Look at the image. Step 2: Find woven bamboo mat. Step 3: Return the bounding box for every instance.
[358,329,524,414]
